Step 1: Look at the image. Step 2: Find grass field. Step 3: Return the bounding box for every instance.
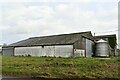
[2,56,120,78]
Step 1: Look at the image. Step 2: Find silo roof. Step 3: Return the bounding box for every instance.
[97,39,107,43]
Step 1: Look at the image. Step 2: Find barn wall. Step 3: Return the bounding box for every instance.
[74,49,85,57]
[15,46,44,56]
[55,45,73,57]
[14,45,73,57]
[74,37,86,50]
[74,38,82,49]
[2,47,14,56]
[73,37,86,57]
[86,39,92,57]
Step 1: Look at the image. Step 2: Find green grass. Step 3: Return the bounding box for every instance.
[2,56,120,78]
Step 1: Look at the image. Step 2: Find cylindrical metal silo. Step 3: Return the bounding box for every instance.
[95,39,110,57]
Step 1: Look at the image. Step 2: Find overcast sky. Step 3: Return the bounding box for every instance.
[0,0,119,48]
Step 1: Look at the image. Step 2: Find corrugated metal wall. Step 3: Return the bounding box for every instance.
[55,45,73,57]
[74,37,86,50]
[74,37,93,57]
[15,46,44,56]
[95,42,110,57]
[15,45,73,57]
[2,47,14,56]
[86,39,92,57]
[74,49,85,57]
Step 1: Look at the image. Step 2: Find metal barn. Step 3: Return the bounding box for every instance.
[94,34,117,56]
[2,31,94,57]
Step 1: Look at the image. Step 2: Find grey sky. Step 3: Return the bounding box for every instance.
[0,0,119,48]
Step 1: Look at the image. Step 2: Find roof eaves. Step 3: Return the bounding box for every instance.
[95,34,116,38]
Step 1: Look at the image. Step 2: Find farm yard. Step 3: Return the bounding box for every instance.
[1,31,119,79]
[2,56,120,78]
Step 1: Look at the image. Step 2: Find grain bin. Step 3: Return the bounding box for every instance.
[95,39,110,57]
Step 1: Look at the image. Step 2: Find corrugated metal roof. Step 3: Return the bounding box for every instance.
[94,34,117,49]
[95,34,116,38]
[8,31,93,47]
[94,34,116,41]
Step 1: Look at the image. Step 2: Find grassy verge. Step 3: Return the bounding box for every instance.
[2,56,120,78]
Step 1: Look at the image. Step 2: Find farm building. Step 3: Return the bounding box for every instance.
[2,31,94,57]
[94,34,117,56]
